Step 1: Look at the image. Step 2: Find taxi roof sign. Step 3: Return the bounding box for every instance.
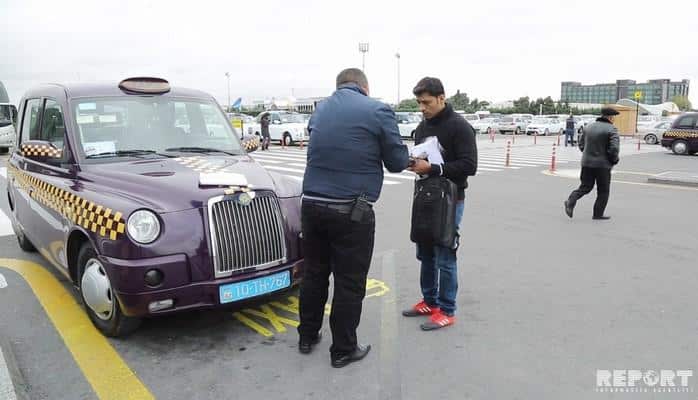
[118,77,171,94]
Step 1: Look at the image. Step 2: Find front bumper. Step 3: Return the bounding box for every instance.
[103,253,304,317]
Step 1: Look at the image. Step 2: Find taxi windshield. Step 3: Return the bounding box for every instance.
[72,97,243,159]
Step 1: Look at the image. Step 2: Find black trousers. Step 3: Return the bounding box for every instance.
[567,167,611,217]
[298,200,375,356]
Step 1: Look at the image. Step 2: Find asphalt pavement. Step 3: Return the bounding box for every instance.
[1,141,698,399]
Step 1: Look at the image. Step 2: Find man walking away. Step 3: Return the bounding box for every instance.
[402,77,478,330]
[260,112,271,150]
[565,114,576,146]
[298,68,409,367]
[564,107,620,220]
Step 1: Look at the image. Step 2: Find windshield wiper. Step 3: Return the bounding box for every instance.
[164,147,242,156]
[86,150,174,159]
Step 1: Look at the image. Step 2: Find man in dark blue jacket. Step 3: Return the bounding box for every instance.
[298,68,409,367]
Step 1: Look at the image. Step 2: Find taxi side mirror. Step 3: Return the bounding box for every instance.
[20,140,63,162]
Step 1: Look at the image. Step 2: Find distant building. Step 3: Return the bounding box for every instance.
[561,79,690,105]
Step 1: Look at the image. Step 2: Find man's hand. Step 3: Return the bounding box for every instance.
[408,159,433,175]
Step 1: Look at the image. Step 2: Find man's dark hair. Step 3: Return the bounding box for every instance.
[413,77,445,97]
[336,68,368,89]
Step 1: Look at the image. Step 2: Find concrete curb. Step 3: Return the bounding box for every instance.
[647,171,698,188]
[0,338,30,400]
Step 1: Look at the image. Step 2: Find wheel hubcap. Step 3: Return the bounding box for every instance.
[674,142,687,154]
[81,258,114,320]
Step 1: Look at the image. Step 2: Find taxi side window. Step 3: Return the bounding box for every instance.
[676,116,697,130]
[20,98,43,144]
[41,100,66,151]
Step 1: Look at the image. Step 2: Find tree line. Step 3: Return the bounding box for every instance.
[396,90,693,115]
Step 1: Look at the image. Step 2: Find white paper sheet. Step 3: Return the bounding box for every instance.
[409,136,444,165]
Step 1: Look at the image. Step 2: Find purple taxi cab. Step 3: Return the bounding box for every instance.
[6,78,304,336]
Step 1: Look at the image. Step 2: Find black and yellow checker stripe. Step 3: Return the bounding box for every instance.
[174,156,240,174]
[242,136,260,152]
[21,143,63,158]
[663,130,698,139]
[7,163,126,240]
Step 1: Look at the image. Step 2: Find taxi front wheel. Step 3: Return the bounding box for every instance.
[77,243,141,337]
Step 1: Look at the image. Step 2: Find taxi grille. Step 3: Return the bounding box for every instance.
[209,192,287,277]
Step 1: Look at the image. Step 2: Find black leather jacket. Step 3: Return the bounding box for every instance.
[579,117,620,169]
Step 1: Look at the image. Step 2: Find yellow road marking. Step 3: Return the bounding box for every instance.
[232,279,391,337]
[232,312,274,337]
[0,259,154,400]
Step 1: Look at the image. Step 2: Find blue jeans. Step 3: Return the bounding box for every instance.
[565,130,575,146]
[416,201,465,316]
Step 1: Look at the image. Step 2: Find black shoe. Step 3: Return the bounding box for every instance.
[592,216,611,220]
[564,200,574,218]
[331,344,371,368]
[298,332,322,354]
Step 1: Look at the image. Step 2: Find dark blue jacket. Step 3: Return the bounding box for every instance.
[303,84,409,202]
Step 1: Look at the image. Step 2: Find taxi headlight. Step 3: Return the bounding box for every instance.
[127,210,161,244]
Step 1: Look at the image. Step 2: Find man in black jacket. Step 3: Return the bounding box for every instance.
[564,107,620,220]
[402,77,478,330]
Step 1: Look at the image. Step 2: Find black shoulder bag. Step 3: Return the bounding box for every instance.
[410,176,458,248]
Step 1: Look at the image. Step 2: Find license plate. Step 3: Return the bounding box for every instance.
[219,270,291,304]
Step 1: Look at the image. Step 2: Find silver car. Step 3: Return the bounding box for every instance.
[496,116,529,135]
[643,121,671,145]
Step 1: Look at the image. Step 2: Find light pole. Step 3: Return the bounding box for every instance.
[358,42,369,71]
[395,52,401,105]
[225,72,230,112]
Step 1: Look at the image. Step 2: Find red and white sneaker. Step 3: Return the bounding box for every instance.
[402,300,439,317]
[420,311,455,330]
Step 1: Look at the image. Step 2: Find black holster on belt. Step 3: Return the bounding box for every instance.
[410,176,458,248]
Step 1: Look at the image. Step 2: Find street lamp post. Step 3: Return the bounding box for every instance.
[358,42,369,71]
[395,52,401,106]
[225,72,230,112]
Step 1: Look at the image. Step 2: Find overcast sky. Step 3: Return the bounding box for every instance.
[1,0,697,107]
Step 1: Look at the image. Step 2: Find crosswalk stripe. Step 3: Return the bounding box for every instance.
[251,154,307,162]
[477,167,502,172]
[261,152,307,160]
[0,167,6,179]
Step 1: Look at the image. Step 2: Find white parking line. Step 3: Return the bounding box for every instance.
[0,273,6,289]
[0,347,18,400]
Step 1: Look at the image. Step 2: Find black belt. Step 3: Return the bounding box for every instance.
[304,199,355,212]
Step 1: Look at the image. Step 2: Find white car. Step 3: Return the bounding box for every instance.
[525,117,565,136]
[395,112,421,139]
[0,103,17,153]
[246,111,309,146]
[496,116,529,135]
[471,117,499,134]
